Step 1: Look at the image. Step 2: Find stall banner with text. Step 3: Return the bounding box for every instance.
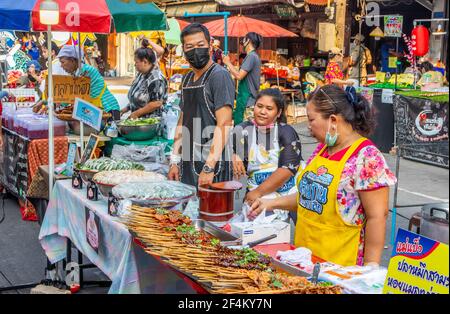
[383,228,449,294]
[384,16,403,38]
[85,207,101,254]
[73,98,103,131]
[48,75,91,104]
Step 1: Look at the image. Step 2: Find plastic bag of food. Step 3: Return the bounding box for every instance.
[111,144,166,163]
[112,181,197,207]
[79,157,144,171]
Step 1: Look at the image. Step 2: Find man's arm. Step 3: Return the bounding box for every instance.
[223,55,248,81]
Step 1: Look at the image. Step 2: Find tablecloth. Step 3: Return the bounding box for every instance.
[39,179,197,294]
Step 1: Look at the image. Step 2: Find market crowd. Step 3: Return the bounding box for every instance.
[6,22,448,269]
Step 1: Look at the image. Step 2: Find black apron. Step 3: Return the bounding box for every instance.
[180,64,232,187]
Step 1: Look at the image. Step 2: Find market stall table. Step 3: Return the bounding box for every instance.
[39,180,200,294]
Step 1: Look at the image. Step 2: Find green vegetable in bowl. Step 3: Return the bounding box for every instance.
[119,117,160,126]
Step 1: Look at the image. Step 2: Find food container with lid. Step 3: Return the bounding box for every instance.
[420,203,449,244]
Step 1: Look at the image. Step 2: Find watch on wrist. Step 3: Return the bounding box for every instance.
[202,164,214,174]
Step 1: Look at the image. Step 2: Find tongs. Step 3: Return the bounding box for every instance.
[222,234,278,249]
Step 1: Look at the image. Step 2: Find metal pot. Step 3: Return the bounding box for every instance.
[420,203,449,244]
[117,123,161,141]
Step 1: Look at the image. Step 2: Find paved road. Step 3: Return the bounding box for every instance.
[0,121,448,293]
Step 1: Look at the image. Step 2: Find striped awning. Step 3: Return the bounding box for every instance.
[164,1,218,17]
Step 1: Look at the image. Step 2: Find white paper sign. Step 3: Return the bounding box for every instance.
[381,89,394,104]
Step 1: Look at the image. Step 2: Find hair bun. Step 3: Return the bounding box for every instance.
[141,38,150,49]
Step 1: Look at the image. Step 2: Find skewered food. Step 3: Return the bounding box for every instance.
[120,205,342,294]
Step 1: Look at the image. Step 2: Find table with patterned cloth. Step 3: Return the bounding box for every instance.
[1,128,68,221]
[39,180,199,294]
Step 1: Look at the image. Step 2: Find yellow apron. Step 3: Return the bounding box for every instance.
[90,83,107,109]
[295,137,367,266]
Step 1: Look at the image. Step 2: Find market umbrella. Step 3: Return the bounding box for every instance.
[203,15,298,38]
[0,0,167,33]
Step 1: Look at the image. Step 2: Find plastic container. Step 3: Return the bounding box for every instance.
[26,117,66,139]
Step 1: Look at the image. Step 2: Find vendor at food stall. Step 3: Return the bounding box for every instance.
[168,23,235,187]
[57,45,120,119]
[324,47,354,88]
[249,85,397,266]
[121,40,168,119]
[232,88,302,205]
[223,32,263,125]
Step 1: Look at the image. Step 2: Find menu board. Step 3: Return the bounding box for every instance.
[80,134,99,164]
[47,75,91,104]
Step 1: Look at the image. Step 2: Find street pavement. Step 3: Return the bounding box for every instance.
[0,121,448,294]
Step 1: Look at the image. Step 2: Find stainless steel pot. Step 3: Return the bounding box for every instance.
[420,203,449,244]
[67,120,100,136]
[117,123,160,141]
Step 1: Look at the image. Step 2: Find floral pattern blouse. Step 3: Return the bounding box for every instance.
[303,140,397,265]
[324,61,344,85]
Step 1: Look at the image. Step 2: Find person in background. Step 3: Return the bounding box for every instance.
[18,61,43,99]
[223,32,262,125]
[168,23,235,187]
[233,88,302,207]
[0,90,9,147]
[249,85,396,267]
[57,45,120,119]
[324,47,354,87]
[122,39,168,119]
[348,34,372,86]
[380,39,396,73]
[212,39,224,66]
[41,41,68,75]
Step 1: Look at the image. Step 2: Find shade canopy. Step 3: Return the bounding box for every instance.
[0,0,167,33]
[203,15,298,38]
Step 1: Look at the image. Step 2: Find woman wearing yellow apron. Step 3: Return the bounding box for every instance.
[232,89,302,212]
[57,45,120,120]
[249,85,397,266]
[223,32,262,125]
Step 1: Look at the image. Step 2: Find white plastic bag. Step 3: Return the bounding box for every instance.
[111,144,166,163]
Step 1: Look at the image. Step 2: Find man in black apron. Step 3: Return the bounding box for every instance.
[168,23,235,187]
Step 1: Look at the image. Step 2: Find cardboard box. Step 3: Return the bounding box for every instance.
[230,221,291,246]
[286,103,307,118]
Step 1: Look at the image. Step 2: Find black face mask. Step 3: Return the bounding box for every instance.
[184,47,210,70]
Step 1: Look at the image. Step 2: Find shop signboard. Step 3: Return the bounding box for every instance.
[85,207,101,254]
[383,228,449,294]
[384,16,403,38]
[73,98,103,131]
[49,75,91,104]
[274,5,297,18]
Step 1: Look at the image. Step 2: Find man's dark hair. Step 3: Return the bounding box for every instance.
[180,23,211,45]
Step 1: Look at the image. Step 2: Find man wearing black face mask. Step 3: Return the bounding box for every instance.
[168,23,235,188]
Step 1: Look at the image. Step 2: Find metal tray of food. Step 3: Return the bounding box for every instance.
[191,219,238,242]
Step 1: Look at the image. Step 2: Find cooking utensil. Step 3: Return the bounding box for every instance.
[117,123,161,141]
[191,219,239,242]
[311,262,321,284]
[198,183,236,223]
[420,203,449,244]
[223,234,278,249]
[67,120,101,136]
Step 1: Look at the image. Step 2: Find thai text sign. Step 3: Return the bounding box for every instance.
[383,228,449,294]
[50,75,91,103]
[384,16,403,37]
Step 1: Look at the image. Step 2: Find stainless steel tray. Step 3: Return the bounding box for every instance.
[191,219,238,242]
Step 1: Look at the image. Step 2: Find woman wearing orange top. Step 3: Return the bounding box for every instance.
[249,85,397,266]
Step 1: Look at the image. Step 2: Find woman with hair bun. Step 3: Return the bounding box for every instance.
[249,84,397,267]
[122,39,168,119]
[223,32,263,125]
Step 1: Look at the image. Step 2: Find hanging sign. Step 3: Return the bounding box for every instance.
[383,228,449,294]
[381,89,394,104]
[49,75,91,104]
[384,16,403,38]
[73,98,103,131]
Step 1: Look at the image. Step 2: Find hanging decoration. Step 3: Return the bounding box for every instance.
[411,25,429,57]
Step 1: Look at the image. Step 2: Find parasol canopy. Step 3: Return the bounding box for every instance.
[203,15,298,38]
[0,0,167,33]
